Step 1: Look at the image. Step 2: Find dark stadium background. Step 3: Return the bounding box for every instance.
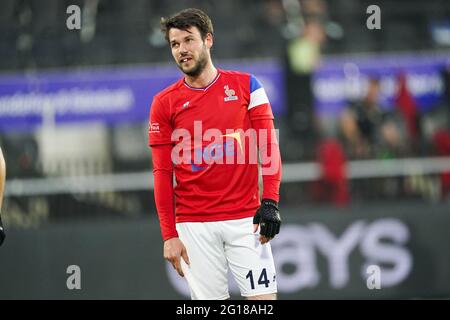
[0,0,449,299]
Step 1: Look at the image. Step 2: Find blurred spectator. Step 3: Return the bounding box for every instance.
[339,77,406,159]
[300,0,328,22]
[286,18,326,74]
[433,129,450,199]
[312,138,350,206]
[395,74,421,152]
[283,17,326,159]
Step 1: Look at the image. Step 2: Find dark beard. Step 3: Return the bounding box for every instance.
[178,48,208,77]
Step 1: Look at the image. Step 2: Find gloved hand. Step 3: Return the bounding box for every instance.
[253,199,281,242]
[0,215,5,246]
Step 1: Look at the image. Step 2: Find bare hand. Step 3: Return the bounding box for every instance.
[163,237,190,277]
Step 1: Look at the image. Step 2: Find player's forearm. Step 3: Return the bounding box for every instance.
[251,119,282,202]
[151,144,178,241]
[0,147,5,212]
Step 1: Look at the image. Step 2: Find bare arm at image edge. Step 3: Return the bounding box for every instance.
[0,147,6,246]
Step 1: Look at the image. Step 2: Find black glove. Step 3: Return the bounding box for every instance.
[0,215,5,247]
[253,199,281,239]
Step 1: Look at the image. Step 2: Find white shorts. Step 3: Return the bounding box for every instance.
[176,217,277,300]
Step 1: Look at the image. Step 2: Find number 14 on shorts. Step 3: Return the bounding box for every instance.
[246,268,275,290]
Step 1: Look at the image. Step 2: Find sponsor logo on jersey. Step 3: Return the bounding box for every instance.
[149,122,160,133]
[182,101,190,109]
[224,85,238,102]
[171,121,280,175]
[191,137,238,172]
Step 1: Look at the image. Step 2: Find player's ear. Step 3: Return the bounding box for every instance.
[205,33,213,49]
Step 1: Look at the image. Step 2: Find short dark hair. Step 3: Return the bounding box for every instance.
[160,8,214,42]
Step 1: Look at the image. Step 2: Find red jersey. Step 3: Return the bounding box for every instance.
[149,69,276,225]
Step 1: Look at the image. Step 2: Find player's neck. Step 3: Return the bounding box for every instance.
[184,63,218,88]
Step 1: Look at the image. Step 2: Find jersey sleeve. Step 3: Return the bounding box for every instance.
[148,96,173,146]
[151,144,178,241]
[248,74,274,121]
[251,118,282,202]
